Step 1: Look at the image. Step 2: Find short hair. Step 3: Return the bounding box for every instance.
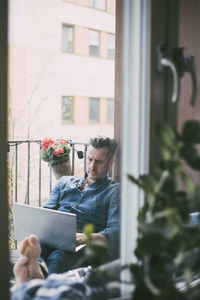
[88,135,118,158]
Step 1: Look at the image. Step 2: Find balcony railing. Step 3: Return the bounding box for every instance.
[8,139,88,207]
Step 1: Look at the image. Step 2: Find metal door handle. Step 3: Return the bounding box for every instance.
[173,49,197,106]
[182,55,197,105]
[160,58,179,103]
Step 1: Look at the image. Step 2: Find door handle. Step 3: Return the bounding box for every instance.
[157,43,198,105]
[173,48,197,106]
[160,58,179,103]
[157,42,179,104]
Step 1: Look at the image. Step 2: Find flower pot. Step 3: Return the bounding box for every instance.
[51,160,71,180]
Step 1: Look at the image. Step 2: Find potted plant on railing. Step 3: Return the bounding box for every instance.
[40,137,71,180]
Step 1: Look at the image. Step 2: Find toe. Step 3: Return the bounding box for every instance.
[20,238,30,255]
[29,234,39,246]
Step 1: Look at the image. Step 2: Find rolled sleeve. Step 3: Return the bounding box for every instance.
[43,178,62,210]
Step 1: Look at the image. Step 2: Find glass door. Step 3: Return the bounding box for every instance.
[120,0,179,292]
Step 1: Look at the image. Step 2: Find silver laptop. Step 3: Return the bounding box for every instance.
[13,203,77,252]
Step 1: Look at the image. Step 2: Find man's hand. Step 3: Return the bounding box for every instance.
[76,232,107,245]
[76,233,87,245]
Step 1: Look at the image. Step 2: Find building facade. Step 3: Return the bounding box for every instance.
[9,0,116,142]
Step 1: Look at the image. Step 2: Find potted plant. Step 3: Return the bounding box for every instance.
[128,120,200,299]
[40,137,71,179]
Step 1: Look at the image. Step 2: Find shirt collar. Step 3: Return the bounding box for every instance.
[84,172,109,187]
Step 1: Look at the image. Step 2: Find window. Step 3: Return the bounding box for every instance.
[89,0,106,11]
[62,24,73,52]
[89,98,99,122]
[108,33,115,59]
[107,98,114,123]
[89,30,99,56]
[62,96,73,122]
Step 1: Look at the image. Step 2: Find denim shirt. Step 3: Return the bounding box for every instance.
[44,175,120,259]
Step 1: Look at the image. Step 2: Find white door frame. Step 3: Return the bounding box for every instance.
[120,0,151,283]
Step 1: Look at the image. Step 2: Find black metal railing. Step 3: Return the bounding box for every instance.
[8,139,87,206]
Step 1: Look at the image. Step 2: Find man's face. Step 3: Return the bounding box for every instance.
[86,145,112,182]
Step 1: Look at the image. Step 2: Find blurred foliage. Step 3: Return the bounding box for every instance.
[77,223,108,268]
[128,120,200,300]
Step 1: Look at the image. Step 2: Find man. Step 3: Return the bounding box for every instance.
[40,136,120,274]
[11,235,120,300]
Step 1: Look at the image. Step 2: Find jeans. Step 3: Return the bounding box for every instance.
[40,241,85,274]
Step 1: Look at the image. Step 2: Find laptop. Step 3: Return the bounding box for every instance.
[13,203,78,252]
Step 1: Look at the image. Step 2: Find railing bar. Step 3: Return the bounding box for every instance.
[8,140,87,145]
[14,143,18,249]
[72,145,75,175]
[7,140,88,204]
[26,141,30,204]
[38,143,41,207]
[67,141,87,146]
[84,144,87,174]
[50,167,52,193]
[15,144,18,203]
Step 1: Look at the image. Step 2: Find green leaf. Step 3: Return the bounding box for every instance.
[136,230,166,256]
[39,149,50,162]
[140,175,157,194]
[83,223,94,238]
[128,174,141,185]
[180,145,200,170]
[180,171,194,193]
[181,120,200,144]
[128,174,157,195]
[155,122,176,150]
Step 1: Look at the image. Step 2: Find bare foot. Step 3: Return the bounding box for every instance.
[13,256,30,288]
[13,235,44,287]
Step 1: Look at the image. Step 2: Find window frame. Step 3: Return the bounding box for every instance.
[89,0,106,11]
[61,96,74,123]
[62,23,74,53]
[89,97,100,123]
[107,33,115,59]
[107,98,114,123]
[89,29,100,56]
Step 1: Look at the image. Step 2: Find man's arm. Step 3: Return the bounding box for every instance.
[43,178,63,209]
[76,183,120,257]
[98,185,120,259]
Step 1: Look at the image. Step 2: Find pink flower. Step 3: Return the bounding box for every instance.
[60,138,67,145]
[42,137,55,151]
[53,148,64,156]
